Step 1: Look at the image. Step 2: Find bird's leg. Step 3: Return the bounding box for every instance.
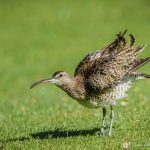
[108,105,114,137]
[99,107,106,136]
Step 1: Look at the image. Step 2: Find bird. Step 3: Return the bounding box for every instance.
[30,30,150,137]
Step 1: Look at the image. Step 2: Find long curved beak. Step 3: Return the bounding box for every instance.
[30,78,52,89]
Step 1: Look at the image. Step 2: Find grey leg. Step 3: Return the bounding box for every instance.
[100,107,106,136]
[108,105,114,137]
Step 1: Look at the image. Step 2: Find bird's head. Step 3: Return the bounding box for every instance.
[30,71,70,89]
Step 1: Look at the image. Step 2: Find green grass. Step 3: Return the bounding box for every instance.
[0,0,150,149]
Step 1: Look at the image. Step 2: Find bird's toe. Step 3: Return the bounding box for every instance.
[99,128,105,137]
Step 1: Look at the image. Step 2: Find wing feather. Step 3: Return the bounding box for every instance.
[74,30,127,76]
[74,31,146,92]
[86,36,145,91]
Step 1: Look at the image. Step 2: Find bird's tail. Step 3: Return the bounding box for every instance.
[127,57,150,80]
[127,72,150,81]
[139,73,150,78]
[129,57,150,72]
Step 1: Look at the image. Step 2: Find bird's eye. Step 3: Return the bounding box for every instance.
[59,74,63,77]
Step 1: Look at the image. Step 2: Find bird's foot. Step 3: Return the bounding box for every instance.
[99,127,105,137]
[108,129,112,137]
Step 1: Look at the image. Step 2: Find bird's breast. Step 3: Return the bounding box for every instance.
[76,81,132,108]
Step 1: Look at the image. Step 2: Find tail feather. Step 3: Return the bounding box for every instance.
[128,72,150,80]
[129,57,150,72]
[140,73,150,78]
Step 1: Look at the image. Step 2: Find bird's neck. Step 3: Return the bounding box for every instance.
[58,75,85,100]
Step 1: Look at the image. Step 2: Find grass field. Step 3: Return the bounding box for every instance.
[0,0,150,149]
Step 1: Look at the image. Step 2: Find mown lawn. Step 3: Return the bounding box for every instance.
[0,0,150,149]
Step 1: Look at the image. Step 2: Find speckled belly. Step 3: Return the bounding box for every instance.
[77,81,132,108]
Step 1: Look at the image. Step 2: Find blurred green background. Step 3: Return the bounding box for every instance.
[0,0,150,149]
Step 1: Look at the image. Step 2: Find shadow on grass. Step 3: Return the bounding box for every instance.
[31,128,99,139]
[1,128,100,143]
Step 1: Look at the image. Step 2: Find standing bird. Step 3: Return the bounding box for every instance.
[31,30,150,137]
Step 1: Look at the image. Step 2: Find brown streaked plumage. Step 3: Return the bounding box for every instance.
[31,30,150,137]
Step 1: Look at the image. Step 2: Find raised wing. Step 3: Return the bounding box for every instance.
[86,33,145,91]
[74,30,128,76]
